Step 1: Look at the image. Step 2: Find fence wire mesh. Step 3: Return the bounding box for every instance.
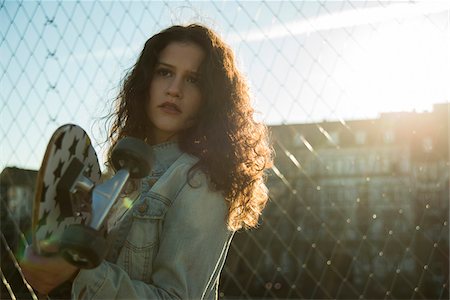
[1,1,449,299]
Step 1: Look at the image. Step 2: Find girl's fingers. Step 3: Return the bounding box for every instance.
[20,245,79,295]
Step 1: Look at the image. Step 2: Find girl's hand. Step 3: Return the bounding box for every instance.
[20,245,79,295]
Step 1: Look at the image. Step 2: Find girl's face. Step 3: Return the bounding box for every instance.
[146,41,204,144]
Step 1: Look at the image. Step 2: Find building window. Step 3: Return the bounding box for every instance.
[355,130,366,145]
[329,131,339,145]
[293,132,302,146]
[422,137,433,153]
[383,130,395,144]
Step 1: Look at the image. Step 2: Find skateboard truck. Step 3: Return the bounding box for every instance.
[57,137,153,269]
[56,158,95,218]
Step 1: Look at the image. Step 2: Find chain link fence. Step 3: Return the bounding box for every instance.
[1,1,449,299]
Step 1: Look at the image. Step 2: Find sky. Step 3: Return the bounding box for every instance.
[1,0,449,170]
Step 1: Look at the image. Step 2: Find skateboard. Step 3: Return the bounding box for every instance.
[32,124,152,268]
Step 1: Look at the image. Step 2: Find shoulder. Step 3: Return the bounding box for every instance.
[173,153,225,206]
[155,153,229,229]
[152,153,225,206]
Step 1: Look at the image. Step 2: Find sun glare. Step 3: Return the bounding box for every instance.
[340,14,449,115]
[233,2,449,123]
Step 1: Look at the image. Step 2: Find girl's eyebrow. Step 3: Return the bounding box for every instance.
[156,61,200,75]
[156,61,174,68]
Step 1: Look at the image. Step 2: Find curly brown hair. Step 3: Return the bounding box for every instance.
[106,24,273,231]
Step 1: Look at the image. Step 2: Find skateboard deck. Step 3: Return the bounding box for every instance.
[32,124,101,255]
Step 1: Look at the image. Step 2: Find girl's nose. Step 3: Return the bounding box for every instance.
[166,77,183,98]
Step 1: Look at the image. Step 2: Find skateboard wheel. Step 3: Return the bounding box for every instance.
[111,137,153,178]
[60,224,107,269]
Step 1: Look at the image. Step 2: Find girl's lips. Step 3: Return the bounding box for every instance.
[159,102,181,114]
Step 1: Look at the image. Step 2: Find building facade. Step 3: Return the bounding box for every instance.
[221,103,449,299]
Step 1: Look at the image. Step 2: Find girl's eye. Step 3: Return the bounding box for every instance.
[187,75,199,84]
[156,68,172,77]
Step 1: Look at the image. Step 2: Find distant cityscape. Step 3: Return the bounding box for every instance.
[221,103,449,299]
[1,103,449,299]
